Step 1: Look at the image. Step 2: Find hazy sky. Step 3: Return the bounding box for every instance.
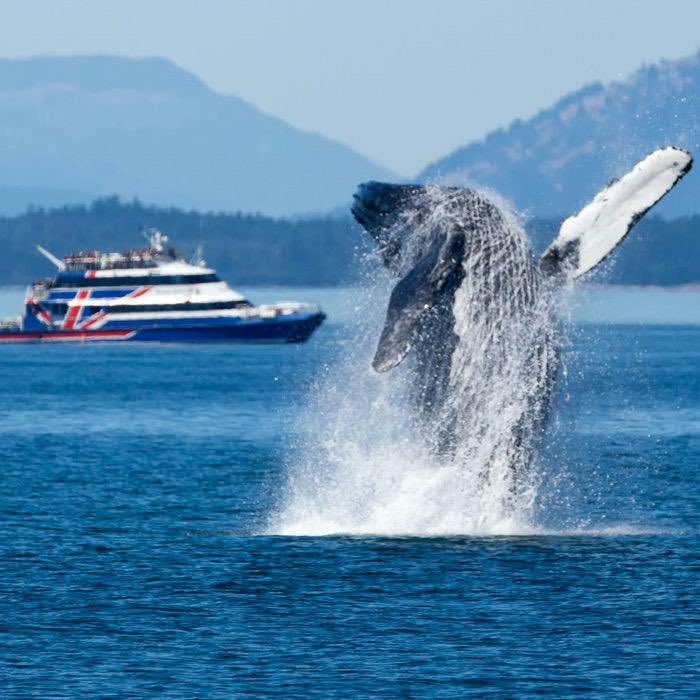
[1,0,700,175]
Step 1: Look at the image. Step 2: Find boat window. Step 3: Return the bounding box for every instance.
[104,300,252,313]
[50,273,221,288]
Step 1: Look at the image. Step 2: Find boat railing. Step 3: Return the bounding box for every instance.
[63,255,160,271]
[247,302,320,319]
[31,278,51,293]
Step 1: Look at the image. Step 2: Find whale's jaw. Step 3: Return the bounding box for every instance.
[351,182,430,272]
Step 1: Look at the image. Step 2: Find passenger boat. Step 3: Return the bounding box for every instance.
[0,230,325,343]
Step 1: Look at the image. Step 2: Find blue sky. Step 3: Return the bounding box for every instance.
[1,0,700,175]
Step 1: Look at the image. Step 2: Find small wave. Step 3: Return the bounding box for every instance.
[267,521,680,538]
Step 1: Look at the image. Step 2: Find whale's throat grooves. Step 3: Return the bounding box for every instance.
[403,187,557,515]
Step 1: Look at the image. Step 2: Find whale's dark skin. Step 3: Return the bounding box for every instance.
[351,149,692,496]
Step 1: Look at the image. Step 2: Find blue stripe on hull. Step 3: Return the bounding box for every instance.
[0,312,325,344]
[101,314,286,329]
[131,312,325,343]
[47,289,134,301]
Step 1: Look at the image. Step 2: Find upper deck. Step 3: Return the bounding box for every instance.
[30,229,250,308]
[58,229,179,272]
[35,229,225,289]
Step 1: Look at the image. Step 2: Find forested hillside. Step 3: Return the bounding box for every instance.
[0,197,698,287]
[0,197,362,286]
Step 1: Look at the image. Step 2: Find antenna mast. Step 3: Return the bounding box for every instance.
[36,245,66,270]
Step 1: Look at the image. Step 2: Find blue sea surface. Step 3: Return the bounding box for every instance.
[1,286,699,698]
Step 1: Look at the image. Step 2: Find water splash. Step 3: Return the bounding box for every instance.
[269,188,563,537]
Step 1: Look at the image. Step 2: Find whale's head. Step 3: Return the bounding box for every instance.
[351,182,431,273]
[352,182,510,274]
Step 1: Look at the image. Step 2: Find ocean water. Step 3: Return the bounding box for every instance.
[1,285,699,698]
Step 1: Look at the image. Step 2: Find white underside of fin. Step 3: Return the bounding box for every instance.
[543,147,692,279]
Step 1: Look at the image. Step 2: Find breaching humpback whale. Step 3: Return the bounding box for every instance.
[352,148,692,500]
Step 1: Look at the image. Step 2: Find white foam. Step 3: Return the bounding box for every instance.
[271,521,677,539]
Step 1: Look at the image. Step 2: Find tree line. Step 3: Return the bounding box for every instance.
[0,196,698,287]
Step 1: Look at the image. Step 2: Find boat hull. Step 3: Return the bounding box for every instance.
[0,312,326,344]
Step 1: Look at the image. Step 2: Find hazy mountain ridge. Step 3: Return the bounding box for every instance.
[419,50,700,217]
[0,55,395,216]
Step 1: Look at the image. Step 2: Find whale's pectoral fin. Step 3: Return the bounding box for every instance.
[373,232,465,372]
[540,147,692,279]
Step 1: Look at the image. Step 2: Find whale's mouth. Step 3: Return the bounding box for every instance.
[352,182,430,271]
[351,181,423,231]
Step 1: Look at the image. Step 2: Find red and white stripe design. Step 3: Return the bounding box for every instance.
[80,311,107,330]
[123,286,152,301]
[77,286,152,330]
[25,294,53,326]
[63,289,91,329]
[0,329,137,343]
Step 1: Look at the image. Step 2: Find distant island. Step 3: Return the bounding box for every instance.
[0,197,698,287]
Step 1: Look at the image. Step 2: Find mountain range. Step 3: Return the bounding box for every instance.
[3,51,700,219]
[0,55,394,216]
[420,50,700,217]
